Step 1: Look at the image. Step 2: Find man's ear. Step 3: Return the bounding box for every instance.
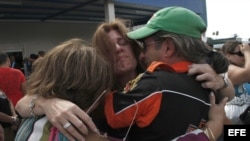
[162,38,175,57]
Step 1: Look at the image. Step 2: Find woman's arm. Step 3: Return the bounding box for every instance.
[15,95,98,141]
[228,44,250,85]
[0,112,18,124]
[173,92,228,141]
[15,95,43,117]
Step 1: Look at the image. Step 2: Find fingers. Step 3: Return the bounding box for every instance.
[190,69,213,84]
[199,74,221,90]
[188,64,202,76]
[195,73,212,82]
[64,123,86,141]
[54,123,76,141]
[60,108,95,141]
[78,110,97,132]
[62,106,98,135]
[46,101,93,141]
[209,92,216,105]
[44,98,98,141]
[195,73,216,89]
[210,92,228,107]
[188,64,211,76]
[50,115,86,141]
[67,111,89,135]
[219,96,229,107]
[189,64,223,91]
[68,116,89,139]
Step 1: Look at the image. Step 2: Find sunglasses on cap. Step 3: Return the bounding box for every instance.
[229,51,244,57]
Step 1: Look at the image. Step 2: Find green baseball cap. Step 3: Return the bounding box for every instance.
[127,6,207,39]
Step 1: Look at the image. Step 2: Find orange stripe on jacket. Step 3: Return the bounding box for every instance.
[147,61,174,73]
[105,92,162,128]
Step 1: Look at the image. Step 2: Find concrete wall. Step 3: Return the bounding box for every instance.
[0,21,99,58]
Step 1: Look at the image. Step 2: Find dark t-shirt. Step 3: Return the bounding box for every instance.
[0,90,12,128]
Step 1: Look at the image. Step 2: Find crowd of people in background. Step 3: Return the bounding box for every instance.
[0,5,250,141]
[0,50,45,141]
[7,51,45,79]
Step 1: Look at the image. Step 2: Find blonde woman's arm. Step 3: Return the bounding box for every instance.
[15,95,98,141]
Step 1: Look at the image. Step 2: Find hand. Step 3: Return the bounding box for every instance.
[208,92,228,123]
[188,63,235,101]
[188,64,224,91]
[40,97,98,141]
[205,92,229,140]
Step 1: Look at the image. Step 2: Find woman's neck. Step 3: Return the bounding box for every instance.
[0,64,10,68]
[117,70,138,89]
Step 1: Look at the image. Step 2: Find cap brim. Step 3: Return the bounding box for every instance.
[127,26,158,40]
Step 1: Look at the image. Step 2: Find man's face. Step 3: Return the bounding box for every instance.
[108,30,137,76]
[139,36,163,68]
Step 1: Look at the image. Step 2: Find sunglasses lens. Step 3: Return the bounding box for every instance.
[230,51,244,57]
[238,52,244,56]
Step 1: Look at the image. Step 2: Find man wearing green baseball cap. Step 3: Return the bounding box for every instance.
[127,6,209,69]
[128,6,206,40]
[105,6,231,141]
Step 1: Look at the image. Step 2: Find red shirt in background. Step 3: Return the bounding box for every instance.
[0,67,25,106]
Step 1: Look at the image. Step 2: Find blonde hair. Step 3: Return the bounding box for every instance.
[27,38,113,109]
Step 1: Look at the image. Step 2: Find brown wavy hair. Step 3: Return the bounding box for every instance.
[92,19,143,89]
[221,40,242,54]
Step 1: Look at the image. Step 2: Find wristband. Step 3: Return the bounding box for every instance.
[29,94,39,118]
[11,116,17,124]
[217,77,229,91]
[203,126,215,141]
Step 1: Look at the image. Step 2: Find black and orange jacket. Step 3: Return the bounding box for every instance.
[105,61,210,141]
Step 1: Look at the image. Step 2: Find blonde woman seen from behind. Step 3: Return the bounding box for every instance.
[15,38,113,141]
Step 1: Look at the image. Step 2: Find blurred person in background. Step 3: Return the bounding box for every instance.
[23,53,38,78]
[9,55,23,72]
[0,89,20,141]
[38,50,45,58]
[221,40,250,124]
[0,51,26,107]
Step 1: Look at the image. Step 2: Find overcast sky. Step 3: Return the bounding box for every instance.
[206,0,249,39]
